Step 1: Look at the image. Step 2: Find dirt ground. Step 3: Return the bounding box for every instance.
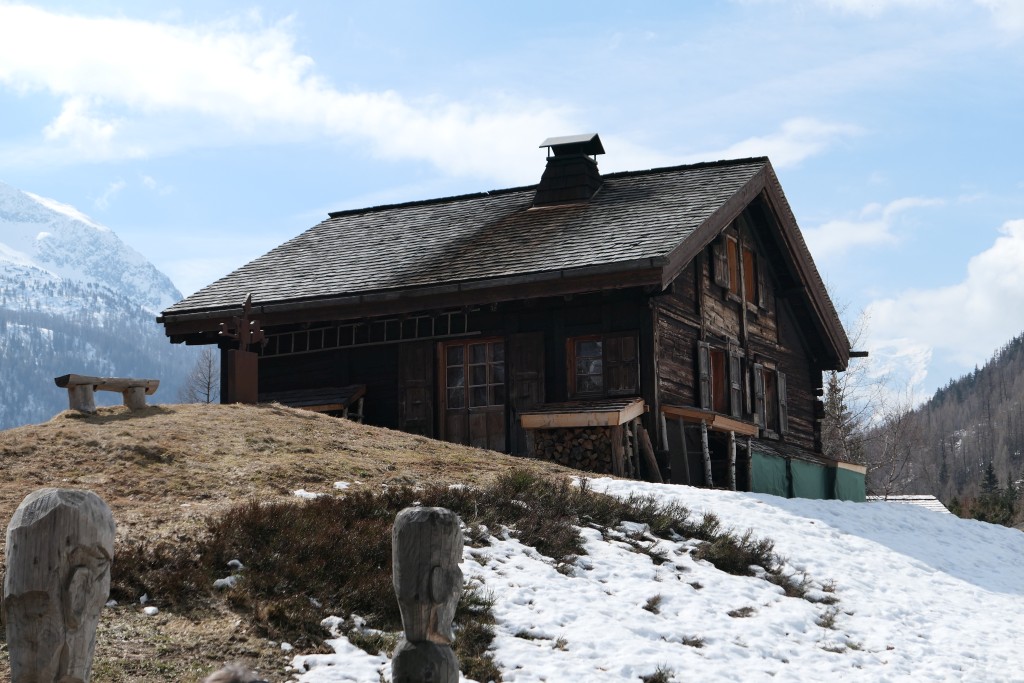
[0,403,573,681]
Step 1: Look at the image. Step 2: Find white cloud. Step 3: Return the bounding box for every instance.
[814,0,946,16]
[865,219,1024,393]
[812,0,1024,32]
[0,4,577,183]
[141,174,174,196]
[686,118,862,169]
[975,0,1024,32]
[93,180,126,210]
[803,196,943,258]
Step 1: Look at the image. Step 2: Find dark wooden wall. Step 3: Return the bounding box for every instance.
[653,207,824,456]
[248,288,653,452]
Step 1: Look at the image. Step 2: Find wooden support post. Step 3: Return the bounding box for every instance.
[678,418,691,486]
[638,425,664,484]
[728,430,737,492]
[4,488,115,683]
[392,507,463,683]
[749,439,755,492]
[622,417,638,481]
[658,410,670,451]
[700,419,713,487]
[610,425,625,477]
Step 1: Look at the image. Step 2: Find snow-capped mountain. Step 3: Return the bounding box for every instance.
[0,181,181,315]
[0,180,195,429]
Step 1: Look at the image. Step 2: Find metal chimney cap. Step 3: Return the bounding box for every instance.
[539,133,605,156]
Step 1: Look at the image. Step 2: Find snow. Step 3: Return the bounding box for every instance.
[0,180,181,314]
[290,479,1024,683]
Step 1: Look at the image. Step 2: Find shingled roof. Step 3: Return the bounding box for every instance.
[164,158,766,315]
[159,155,848,367]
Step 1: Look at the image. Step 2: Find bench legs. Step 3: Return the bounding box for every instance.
[67,385,97,413]
[122,387,148,411]
[65,386,149,413]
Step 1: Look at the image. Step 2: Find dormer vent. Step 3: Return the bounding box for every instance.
[533,133,605,207]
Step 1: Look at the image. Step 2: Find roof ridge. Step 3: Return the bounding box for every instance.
[325,156,769,220]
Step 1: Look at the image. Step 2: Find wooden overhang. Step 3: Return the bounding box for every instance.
[520,397,646,429]
[660,404,760,437]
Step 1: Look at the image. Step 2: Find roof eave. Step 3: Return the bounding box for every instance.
[159,257,667,341]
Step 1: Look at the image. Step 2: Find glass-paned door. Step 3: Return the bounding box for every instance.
[443,339,505,451]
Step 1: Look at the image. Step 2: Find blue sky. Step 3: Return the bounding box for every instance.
[0,0,1022,403]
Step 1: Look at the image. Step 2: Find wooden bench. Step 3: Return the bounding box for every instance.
[54,374,160,413]
[258,384,366,422]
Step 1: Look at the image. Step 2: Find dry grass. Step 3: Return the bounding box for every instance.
[0,402,575,682]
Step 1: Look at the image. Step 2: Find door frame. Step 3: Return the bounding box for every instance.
[437,336,507,449]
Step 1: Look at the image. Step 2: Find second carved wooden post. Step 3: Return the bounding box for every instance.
[392,506,463,683]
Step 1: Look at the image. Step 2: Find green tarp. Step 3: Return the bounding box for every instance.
[834,467,866,502]
[750,449,866,501]
[750,451,789,497]
[790,458,831,500]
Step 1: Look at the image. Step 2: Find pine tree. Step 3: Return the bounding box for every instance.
[982,461,999,495]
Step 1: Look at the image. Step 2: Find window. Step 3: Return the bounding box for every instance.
[712,235,763,307]
[698,342,742,417]
[569,333,638,396]
[753,363,788,435]
[742,246,758,303]
[446,340,505,409]
[727,237,741,297]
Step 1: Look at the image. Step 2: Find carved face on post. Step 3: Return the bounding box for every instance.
[392,507,464,645]
[3,489,115,683]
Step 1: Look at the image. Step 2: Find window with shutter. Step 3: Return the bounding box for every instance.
[753,363,766,427]
[742,247,757,303]
[697,341,711,409]
[777,371,788,435]
[728,346,742,418]
[726,237,741,297]
[712,239,730,288]
[568,333,639,397]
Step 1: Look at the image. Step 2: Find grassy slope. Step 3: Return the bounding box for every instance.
[0,403,575,682]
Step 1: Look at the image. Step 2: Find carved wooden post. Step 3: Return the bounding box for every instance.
[3,488,115,683]
[392,507,463,683]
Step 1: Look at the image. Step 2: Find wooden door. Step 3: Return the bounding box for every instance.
[508,332,545,455]
[398,341,434,437]
[442,339,506,451]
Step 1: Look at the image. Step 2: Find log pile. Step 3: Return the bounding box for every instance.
[531,426,615,474]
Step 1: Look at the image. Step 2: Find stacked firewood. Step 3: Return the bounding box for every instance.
[532,427,614,474]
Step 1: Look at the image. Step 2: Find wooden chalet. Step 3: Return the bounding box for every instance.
[158,133,865,500]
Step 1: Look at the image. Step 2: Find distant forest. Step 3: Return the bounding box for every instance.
[825,331,1024,526]
[0,291,196,430]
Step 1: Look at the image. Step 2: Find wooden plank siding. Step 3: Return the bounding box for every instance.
[652,208,825,458]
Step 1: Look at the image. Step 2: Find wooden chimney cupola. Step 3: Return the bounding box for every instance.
[533,133,605,207]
